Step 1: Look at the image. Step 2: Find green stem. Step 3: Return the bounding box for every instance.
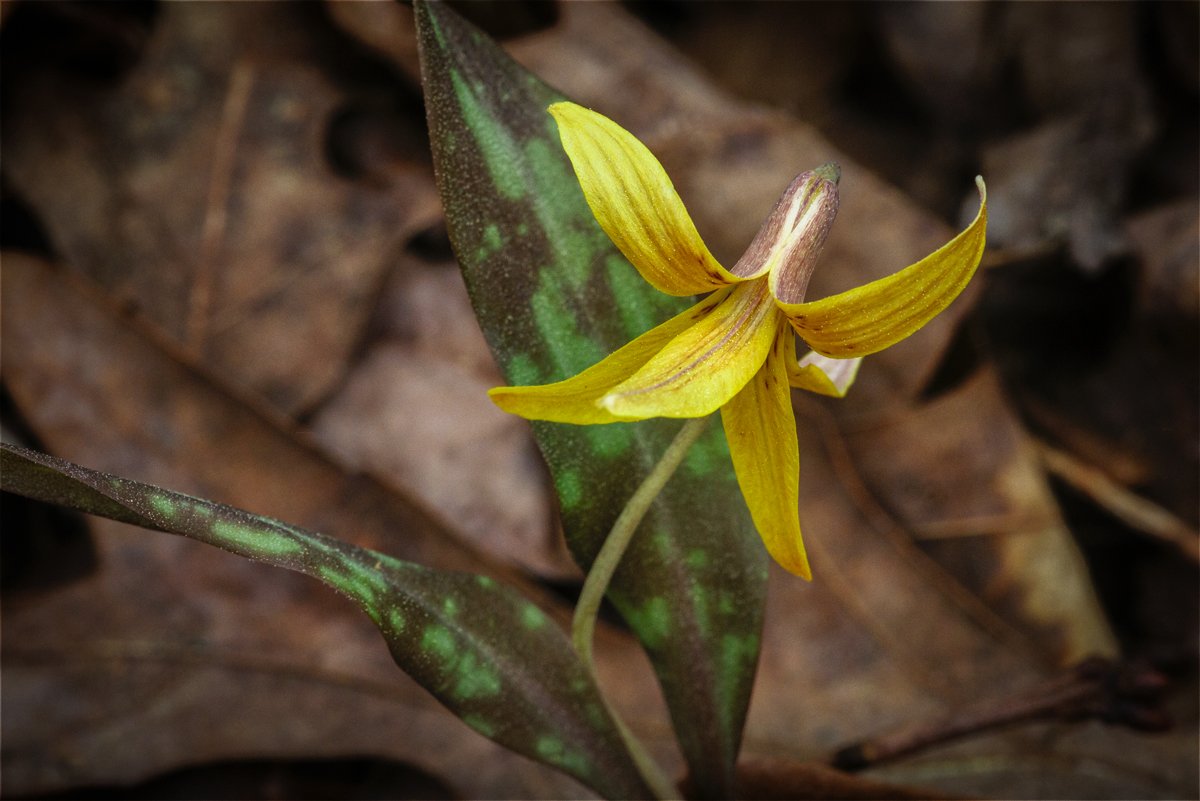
[571,415,711,800]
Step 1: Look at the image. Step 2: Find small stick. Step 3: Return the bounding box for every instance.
[828,657,1171,772]
[189,60,255,353]
[1036,441,1200,563]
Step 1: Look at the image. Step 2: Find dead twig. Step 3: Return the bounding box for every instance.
[188,60,255,354]
[1036,441,1200,564]
[828,657,1172,772]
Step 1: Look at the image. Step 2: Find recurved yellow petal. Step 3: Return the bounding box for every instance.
[785,335,862,398]
[488,290,729,424]
[720,329,811,579]
[779,177,987,357]
[601,281,778,420]
[550,102,740,296]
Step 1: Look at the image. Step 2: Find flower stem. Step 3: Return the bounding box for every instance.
[571,415,711,800]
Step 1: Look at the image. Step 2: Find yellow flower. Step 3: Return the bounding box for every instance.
[490,102,987,580]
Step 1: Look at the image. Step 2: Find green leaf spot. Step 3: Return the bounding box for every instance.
[691,583,713,638]
[453,651,503,700]
[148,494,177,519]
[506,352,543,386]
[583,423,635,459]
[520,603,548,630]
[649,530,673,557]
[346,560,389,598]
[386,607,407,634]
[443,597,460,616]
[584,701,608,728]
[624,596,671,650]
[532,279,605,379]
[450,71,526,200]
[462,714,498,739]
[718,633,760,723]
[484,223,503,250]
[317,564,379,605]
[718,593,736,615]
[606,255,674,339]
[554,468,584,510]
[212,520,303,557]
[683,426,734,477]
[686,549,710,570]
[535,735,592,777]
[422,624,457,660]
[475,223,505,261]
[524,137,600,291]
[423,624,503,700]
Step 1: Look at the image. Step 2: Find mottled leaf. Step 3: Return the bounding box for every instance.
[415,2,769,795]
[0,442,652,800]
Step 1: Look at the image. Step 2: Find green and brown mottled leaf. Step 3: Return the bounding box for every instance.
[0,442,652,800]
[415,2,769,795]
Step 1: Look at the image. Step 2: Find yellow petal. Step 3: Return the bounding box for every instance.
[488,290,729,424]
[550,102,740,296]
[720,328,811,579]
[601,281,778,420]
[783,333,862,397]
[779,176,988,357]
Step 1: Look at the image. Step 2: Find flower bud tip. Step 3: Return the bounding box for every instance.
[814,162,841,184]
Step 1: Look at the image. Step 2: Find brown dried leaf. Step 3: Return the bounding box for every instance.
[2,2,440,415]
[981,4,1156,272]
[979,198,1199,534]
[324,0,421,82]
[1127,199,1200,326]
[839,368,1116,663]
[1003,3,1147,118]
[308,251,576,578]
[877,3,992,120]
[1,253,480,573]
[310,341,570,579]
[981,110,1154,273]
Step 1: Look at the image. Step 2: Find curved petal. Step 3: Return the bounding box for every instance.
[550,102,740,296]
[783,333,862,398]
[601,281,778,420]
[779,176,988,357]
[720,328,811,579]
[488,290,729,424]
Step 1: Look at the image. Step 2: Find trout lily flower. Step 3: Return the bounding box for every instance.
[490,102,987,580]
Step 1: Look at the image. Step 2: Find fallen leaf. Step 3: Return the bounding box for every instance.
[1127,199,1200,332]
[2,1,441,415]
[324,0,422,82]
[1,253,478,573]
[838,368,1117,663]
[311,341,571,579]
